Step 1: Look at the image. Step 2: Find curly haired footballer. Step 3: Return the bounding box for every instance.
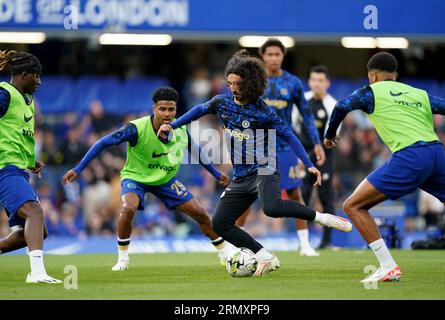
[224,53,267,103]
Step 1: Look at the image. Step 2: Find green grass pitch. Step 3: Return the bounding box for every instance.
[1,250,444,299]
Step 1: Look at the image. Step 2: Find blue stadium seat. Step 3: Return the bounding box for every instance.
[35,76,74,113]
[403,78,441,96]
[329,78,358,100]
[124,77,169,114]
[74,76,123,114]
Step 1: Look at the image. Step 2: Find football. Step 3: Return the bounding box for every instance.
[226,248,258,277]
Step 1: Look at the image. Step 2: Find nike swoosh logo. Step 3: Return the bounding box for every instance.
[152,151,169,158]
[374,246,382,251]
[24,114,33,122]
[389,90,409,97]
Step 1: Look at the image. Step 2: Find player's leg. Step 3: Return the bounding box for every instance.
[235,208,250,227]
[317,154,336,249]
[317,178,336,249]
[343,179,402,282]
[150,177,238,264]
[287,187,319,256]
[0,224,48,254]
[0,166,60,283]
[0,228,26,253]
[112,179,143,271]
[211,176,262,252]
[176,198,237,263]
[212,193,258,249]
[343,179,387,244]
[212,186,278,276]
[419,143,445,224]
[348,147,434,283]
[112,193,140,271]
[17,201,61,283]
[277,149,318,255]
[257,172,352,232]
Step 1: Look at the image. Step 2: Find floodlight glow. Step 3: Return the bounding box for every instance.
[376,37,409,49]
[99,34,172,46]
[341,37,376,48]
[239,36,295,48]
[0,32,46,44]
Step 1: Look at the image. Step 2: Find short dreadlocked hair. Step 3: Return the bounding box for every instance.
[225,54,267,102]
[0,50,42,75]
[152,86,179,103]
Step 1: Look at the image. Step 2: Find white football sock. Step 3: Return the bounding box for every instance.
[255,248,274,262]
[29,250,46,276]
[118,248,129,261]
[117,237,130,261]
[297,229,310,249]
[369,239,397,269]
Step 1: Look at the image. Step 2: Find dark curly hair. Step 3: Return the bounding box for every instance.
[152,86,179,103]
[225,54,267,102]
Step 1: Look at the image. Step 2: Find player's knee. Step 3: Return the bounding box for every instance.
[262,201,282,218]
[26,205,44,222]
[211,215,229,236]
[343,197,357,216]
[120,205,137,221]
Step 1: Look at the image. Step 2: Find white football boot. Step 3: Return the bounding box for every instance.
[26,272,62,284]
[252,255,280,277]
[111,259,129,271]
[218,241,238,266]
[317,214,352,232]
[360,266,402,283]
[299,246,320,257]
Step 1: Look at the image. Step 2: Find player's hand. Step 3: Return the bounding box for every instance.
[314,144,326,166]
[324,136,339,149]
[218,172,231,187]
[28,160,45,178]
[308,167,322,187]
[62,169,78,184]
[157,124,173,140]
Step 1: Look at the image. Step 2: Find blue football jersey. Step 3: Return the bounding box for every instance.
[263,70,320,152]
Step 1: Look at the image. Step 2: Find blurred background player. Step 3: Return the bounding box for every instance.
[259,39,326,256]
[62,87,235,271]
[325,52,445,282]
[0,50,61,283]
[158,52,352,277]
[297,65,338,249]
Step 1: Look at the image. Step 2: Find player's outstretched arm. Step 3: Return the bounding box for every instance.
[187,136,230,187]
[429,94,445,115]
[279,127,321,186]
[293,95,326,166]
[157,104,211,140]
[324,86,375,148]
[28,159,45,179]
[62,124,137,184]
[271,110,322,186]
